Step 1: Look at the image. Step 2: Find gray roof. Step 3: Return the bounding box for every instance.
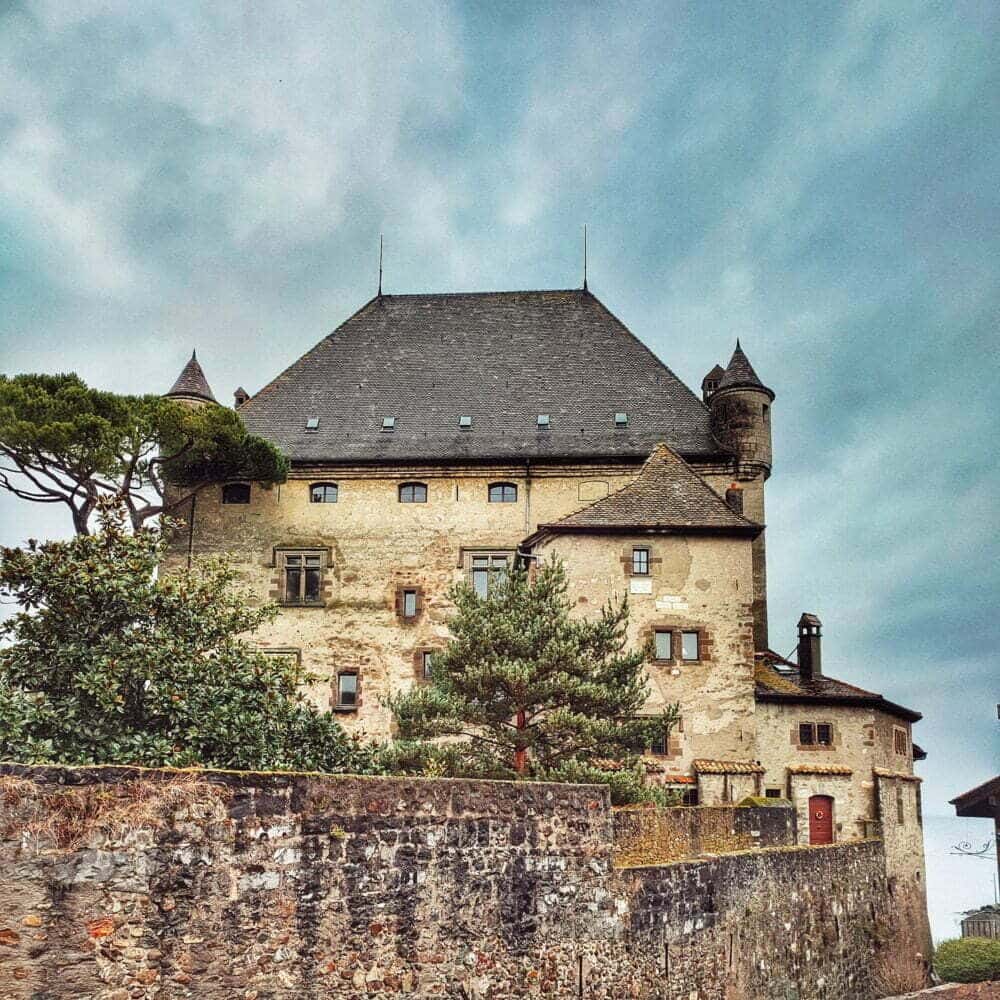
[238,290,722,464]
[166,351,217,403]
[718,341,773,397]
[536,443,760,535]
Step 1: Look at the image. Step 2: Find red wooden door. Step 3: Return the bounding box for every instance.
[808,795,834,844]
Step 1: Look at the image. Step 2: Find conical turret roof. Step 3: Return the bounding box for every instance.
[718,341,773,398]
[166,351,217,403]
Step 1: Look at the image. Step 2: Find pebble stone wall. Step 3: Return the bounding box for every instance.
[0,766,923,1000]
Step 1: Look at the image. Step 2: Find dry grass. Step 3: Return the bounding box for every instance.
[872,912,931,997]
[0,776,230,851]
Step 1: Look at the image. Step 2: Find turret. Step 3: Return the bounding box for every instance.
[701,364,725,403]
[708,341,774,477]
[165,351,218,408]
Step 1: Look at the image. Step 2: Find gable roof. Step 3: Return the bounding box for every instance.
[754,655,921,723]
[531,443,760,536]
[166,351,217,403]
[237,290,722,464]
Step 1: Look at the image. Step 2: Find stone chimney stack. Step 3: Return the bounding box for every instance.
[234,387,250,408]
[798,613,823,682]
[725,482,744,514]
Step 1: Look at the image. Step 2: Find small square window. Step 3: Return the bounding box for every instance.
[632,547,649,575]
[305,416,320,430]
[615,412,628,426]
[765,788,782,799]
[459,415,472,428]
[488,482,517,503]
[399,482,427,503]
[681,631,699,661]
[337,672,358,709]
[799,723,815,746]
[536,414,550,427]
[653,630,672,661]
[816,723,832,746]
[381,416,396,430]
[402,589,417,618]
[310,483,338,503]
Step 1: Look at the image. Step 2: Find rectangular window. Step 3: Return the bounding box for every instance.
[765,788,782,799]
[422,651,434,680]
[653,630,672,661]
[799,722,815,746]
[680,631,700,661]
[402,589,417,618]
[896,784,905,824]
[816,723,832,746]
[649,729,667,755]
[632,547,650,575]
[336,672,358,709]
[281,551,324,605]
[893,727,908,755]
[469,553,510,598]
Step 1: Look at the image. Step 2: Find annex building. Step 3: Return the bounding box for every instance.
[165,287,926,855]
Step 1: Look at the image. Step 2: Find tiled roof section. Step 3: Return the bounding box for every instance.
[542,444,760,533]
[718,341,773,397]
[788,764,853,776]
[950,775,1000,814]
[873,769,923,783]
[754,666,921,723]
[238,290,722,463]
[166,351,217,403]
[693,759,765,775]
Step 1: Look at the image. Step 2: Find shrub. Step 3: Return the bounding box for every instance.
[934,937,1000,983]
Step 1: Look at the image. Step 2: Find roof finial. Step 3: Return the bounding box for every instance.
[378,234,383,297]
[582,224,588,292]
[191,349,197,360]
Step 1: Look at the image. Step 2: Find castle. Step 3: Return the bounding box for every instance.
[165,288,926,856]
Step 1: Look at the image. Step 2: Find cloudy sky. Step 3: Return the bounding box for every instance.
[1,0,997,827]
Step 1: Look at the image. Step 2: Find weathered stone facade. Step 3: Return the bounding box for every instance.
[0,766,928,999]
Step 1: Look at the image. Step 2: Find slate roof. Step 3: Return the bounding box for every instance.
[531,443,760,536]
[237,290,722,464]
[754,654,921,722]
[950,775,1000,817]
[718,341,773,397]
[166,351,217,403]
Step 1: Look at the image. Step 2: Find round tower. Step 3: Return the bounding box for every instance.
[708,341,774,478]
[164,350,218,409]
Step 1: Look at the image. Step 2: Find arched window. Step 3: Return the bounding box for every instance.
[399,482,427,503]
[221,482,251,504]
[310,483,338,503]
[488,482,517,503]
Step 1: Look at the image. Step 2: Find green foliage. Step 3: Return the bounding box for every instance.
[539,759,679,807]
[0,506,373,774]
[934,937,1000,983]
[738,795,791,807]
[0,372,287,534]
[386,557,677,800]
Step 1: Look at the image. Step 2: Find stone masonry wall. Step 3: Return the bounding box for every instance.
[0,766,927,1000]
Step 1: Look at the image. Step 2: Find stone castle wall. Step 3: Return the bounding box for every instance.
[0,765,927,1000]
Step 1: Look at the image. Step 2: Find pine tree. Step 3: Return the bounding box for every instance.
[387,558,678,791]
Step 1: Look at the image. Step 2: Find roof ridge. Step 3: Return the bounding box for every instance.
[377,288,585,299]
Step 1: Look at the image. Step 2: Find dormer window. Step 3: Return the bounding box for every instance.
[381,416,396,431]
[615,412,628,426]
[305,416,320,431]
[459,415,472,429]
[536,414,550,428]
[221,482,251,504]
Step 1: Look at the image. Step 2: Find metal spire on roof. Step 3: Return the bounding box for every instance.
[582,224,588,292]
[378,234,383,297]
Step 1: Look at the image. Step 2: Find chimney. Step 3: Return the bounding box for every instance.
[797,613,822,682]
[234,387,250,408]
[725,482,743,514]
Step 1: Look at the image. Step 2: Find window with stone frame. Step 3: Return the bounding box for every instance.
[680,630,700,661]
[649,625,709,665]
[487,482,518,503]
[413,648,436,681]
[258,647,302,667]
[765,787,783,799]
[467,551,511,599]
[221,482,251,504]
[310,482,338,503]
[399,482,428,503]
[896,783,905,823]
[335,671,359,710]
[631,547,650,575]
[893,726,909,755]
[653,629,673,661]
[279,550,326,606]
[395,586,423,621]
[797,721,834,748]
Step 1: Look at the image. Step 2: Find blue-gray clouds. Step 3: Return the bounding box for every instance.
[1,0,997,826]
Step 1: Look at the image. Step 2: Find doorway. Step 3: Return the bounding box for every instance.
[808,795,834,844]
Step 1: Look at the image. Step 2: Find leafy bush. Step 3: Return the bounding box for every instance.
[934,937,1000,983]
